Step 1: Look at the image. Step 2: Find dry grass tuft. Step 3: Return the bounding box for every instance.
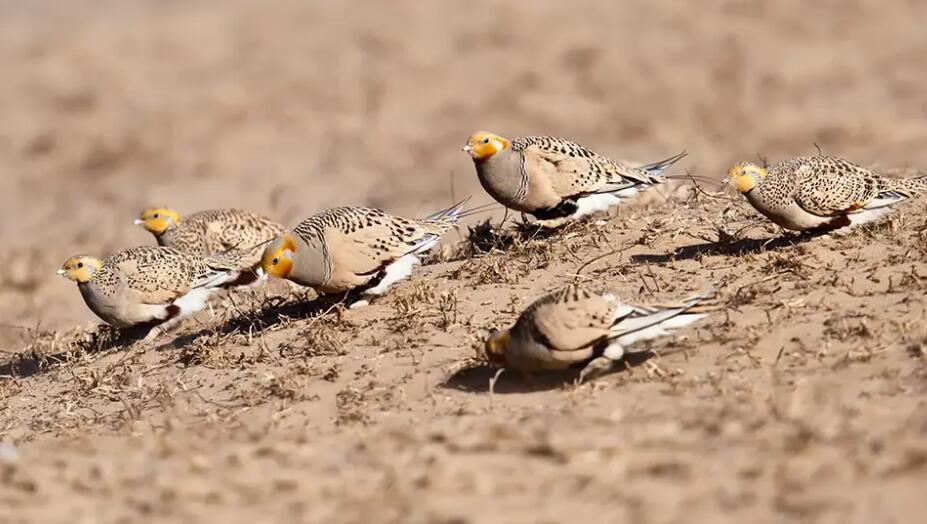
[280,317,347,358]
[261,363,324,402]
[462,219,517,256]
[334,387,371,426]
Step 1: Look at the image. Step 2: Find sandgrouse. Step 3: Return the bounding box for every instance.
[58,246,243,341]
[729,156,927,233]
[462,131,687,227]
[484,285,713,382]
[261,201,466,302]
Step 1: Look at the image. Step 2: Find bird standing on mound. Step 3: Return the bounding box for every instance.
[729,156,927,234]
[135,207,286,284]
[261,200,466,304]
[484,285,713,383]
[57,246,244,342]
[462,131,687,228]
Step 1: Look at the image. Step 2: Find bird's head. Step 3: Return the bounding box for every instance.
[261,234,297,279]
[728,162,768,194]
[483,329,511,365]
[462,131,511,161]
[57,255,103,283]
[134,207,181,235]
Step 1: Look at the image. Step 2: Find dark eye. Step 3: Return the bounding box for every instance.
[272,257,279,265]
[77,262,83,268]
[153,213,160,219]
[482,138,490,144]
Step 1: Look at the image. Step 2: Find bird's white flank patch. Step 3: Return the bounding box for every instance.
[173,287,218,318]
[832,205,898,235]
[366,253,421,295]
[602,340,626,361]
[573,193,622,219]
[615,311,705,346]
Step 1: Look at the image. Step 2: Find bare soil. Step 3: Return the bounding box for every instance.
[2,1,927,523]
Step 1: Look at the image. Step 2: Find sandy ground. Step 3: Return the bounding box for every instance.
[2,1,927,522]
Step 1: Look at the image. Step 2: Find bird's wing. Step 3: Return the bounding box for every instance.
[789,157,894,217]
[315,207,443,278]
[519,285,616,353]
[521,137,675,200]
[112,248,195,304]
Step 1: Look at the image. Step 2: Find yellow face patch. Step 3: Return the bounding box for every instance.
[483,329,510,365]
[58,255,103,283]
[463,130,511,161]
[261,234,297,278]
[136,207,181,235]
[728,162,767,194]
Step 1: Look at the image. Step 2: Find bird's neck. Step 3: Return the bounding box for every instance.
[476,149,526,206]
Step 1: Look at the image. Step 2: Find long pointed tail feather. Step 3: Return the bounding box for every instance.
[197,267,244,289]
[612,150,688,191]
[639,150,688,177]
[425,196,471,222]
[405,197,471,257]
[611,287,715,346]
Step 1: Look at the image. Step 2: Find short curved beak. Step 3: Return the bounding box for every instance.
[461,145,472,153]
[133,219,144,226]
[56,269,66,277]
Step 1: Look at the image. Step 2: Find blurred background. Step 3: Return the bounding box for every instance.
[2,0,927,342]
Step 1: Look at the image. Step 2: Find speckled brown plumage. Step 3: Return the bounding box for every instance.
[97,246,240,300]
[734,155,927,232]
[511,135,669,193]
[155,209,285,267]
[281,203,463,295]
[486,285,712,381]
[510,285,619,356]
[68,246,241,331]
[469,132,686,226]
[291,207,456,258]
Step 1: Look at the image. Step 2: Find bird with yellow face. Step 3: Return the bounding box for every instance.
[135,207,182,237]
[727,156,927,233]
[135,206,285,283]
[57,246,243,341]
[261,201,466,304]
[57,255,104,285]
[462,130,688,228]
[483,285,713,383]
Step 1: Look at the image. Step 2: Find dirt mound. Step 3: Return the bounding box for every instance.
[4,193,927,522]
